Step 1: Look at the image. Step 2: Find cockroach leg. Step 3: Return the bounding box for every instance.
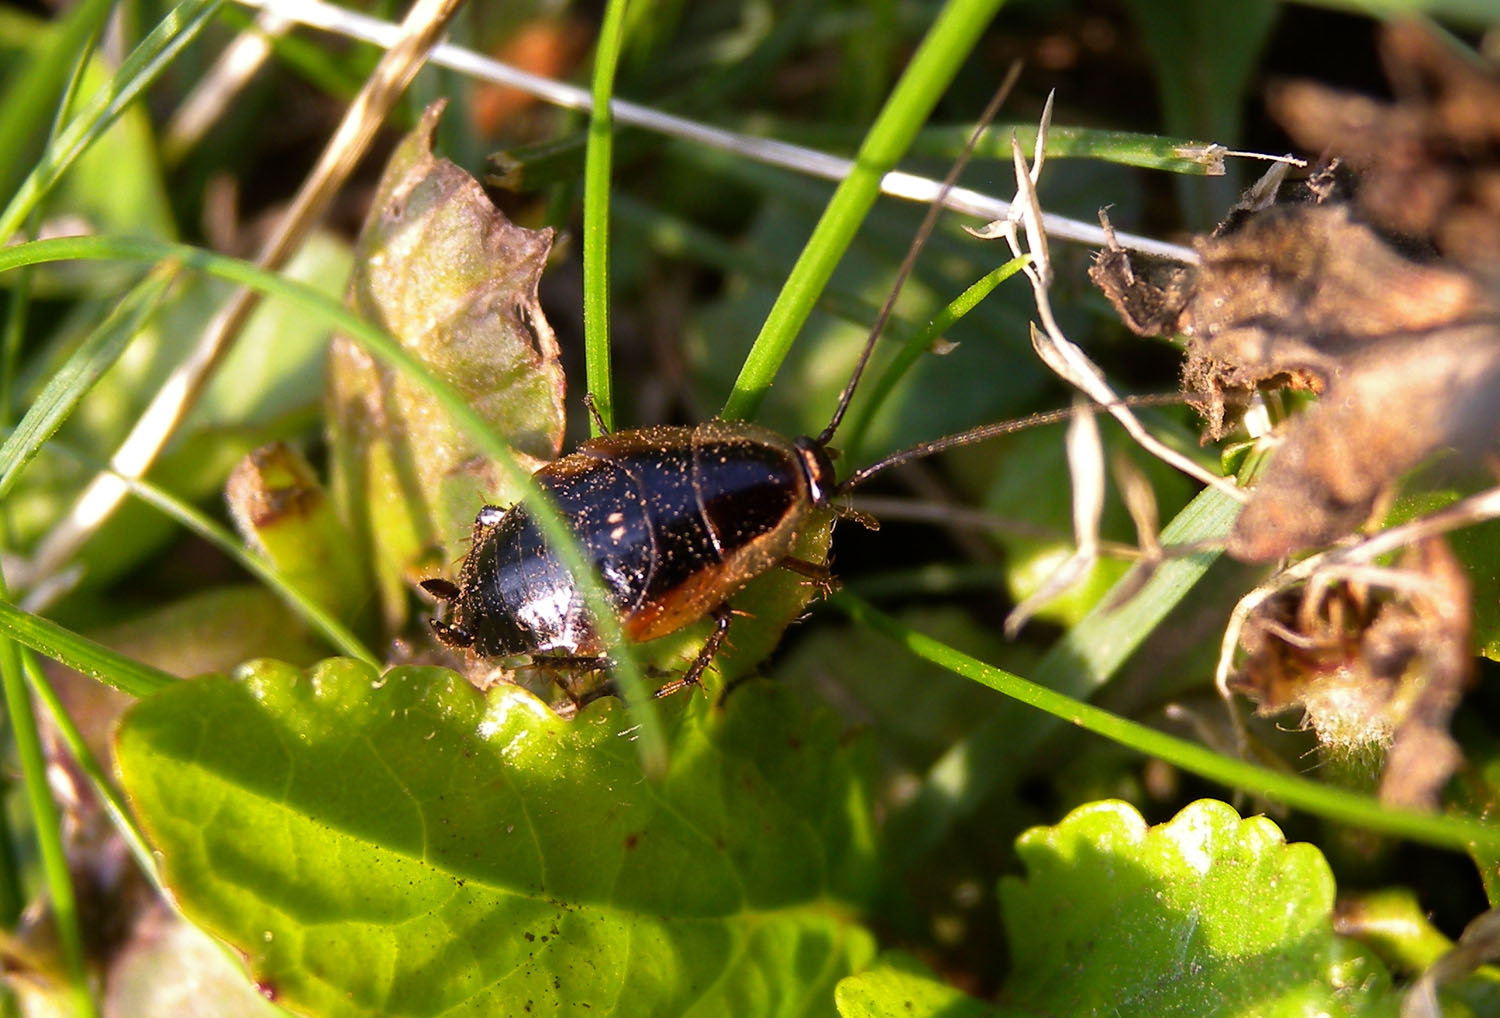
[833,502,880,531]
[532,654,617,712]
[653,605,734,699]
[778,556,841,598]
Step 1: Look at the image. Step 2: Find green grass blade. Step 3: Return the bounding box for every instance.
[114,469,378,668]
[777,120,1240,175]
[581,0,630,436]
[0,234,668,773]
[837,593,1500,857]
[720,0,1009,422]
[0,635,97,1018]
[883,484,1237,864]
[0,0,115,202]
[0,599,175,699]
[0,0,222,244]
[0,262,176,501]
[22,651,160,890]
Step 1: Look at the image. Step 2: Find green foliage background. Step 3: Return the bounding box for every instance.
[0,1,1498,1016]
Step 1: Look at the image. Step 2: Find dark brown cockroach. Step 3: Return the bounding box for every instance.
[419,403,1072,695]
[422,75,1063,696]
[421,417,843,694]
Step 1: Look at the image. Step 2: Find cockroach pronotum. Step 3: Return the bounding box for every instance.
[421,81,1118,698]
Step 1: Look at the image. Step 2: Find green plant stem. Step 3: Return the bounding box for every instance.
[0,235,668,775]
[0,600,175,700]
[840,254,1030,465]
[837,592,1500,856]
[21,653,159,891]
[5,429,376,665]
[581,0,631,435]
[720,0,1008,422]
[0,594,98,1018]
[0,25,113,1008]
[883,483,1235,865]
[115,468,378,667]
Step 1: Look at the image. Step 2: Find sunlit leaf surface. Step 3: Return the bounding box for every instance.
[117,660,878,1017]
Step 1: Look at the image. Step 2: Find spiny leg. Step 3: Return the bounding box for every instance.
[779,556,840,599]
[653,605,734,698]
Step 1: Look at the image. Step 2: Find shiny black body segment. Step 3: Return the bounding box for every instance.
[424,420,836,662]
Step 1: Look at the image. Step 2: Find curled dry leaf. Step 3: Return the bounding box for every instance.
[1269,20,1500,280]
[327,100,566,630]
[1232,537,1472,810]
[1094,27,1500,563]
[1093,190,1500,563]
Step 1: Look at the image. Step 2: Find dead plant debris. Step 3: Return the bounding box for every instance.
[1092,21,1500,809]
[1232,537,1472,809]
[1091,23,1500,563]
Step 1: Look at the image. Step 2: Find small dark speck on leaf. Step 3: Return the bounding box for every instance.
[624,832,639,850]
[524,932,535,942]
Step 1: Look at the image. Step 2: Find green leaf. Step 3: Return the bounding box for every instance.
[998,799,1399,1018]
[836,952,998,1018]
[116,660,878,1017]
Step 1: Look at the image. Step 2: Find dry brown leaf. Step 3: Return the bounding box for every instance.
[1231,537,1472,809]
[328,100,566,629]
[1094,29,1500,562]
[1093,194,1500,562]
[1269,20,1500,279]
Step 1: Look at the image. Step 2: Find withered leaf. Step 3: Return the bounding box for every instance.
[1234,537,1472,810]
[1093,199,1500,562]
[327,100,566,630]
[1269,20,1500,279]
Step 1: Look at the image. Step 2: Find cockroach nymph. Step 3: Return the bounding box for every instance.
[422,82,1056,698]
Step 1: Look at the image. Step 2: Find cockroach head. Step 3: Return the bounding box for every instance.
[793,436,839,507]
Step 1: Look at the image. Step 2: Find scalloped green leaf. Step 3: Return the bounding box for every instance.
[835,952,999,1018]
[116,659,878,1017]
[999,799,1399,1018]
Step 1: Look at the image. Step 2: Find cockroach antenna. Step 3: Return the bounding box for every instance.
[814,61,1025,449]
[836,393,1191,494]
